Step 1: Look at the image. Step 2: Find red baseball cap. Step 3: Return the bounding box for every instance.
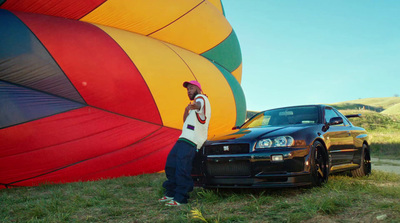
[183,80,202,91]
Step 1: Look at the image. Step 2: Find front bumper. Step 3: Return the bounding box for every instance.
[192,147,313,188]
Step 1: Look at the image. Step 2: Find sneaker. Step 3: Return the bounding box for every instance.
[165,200,183,206]
[158,196,173,202]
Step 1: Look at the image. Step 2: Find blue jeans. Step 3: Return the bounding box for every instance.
[162,140,196,204]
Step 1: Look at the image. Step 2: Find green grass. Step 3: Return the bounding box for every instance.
[382,103,400,115]
[339,109,400,159]
[1,171,400,223]
[339,109,400,130]
[369,131,400,159]
[374,160,400,167]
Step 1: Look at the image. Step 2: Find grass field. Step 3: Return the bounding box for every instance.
[332,97,400,111]
[1,171,400,223]
[382,103,400,115]
[339,109,400,159]
[2,98,400,222]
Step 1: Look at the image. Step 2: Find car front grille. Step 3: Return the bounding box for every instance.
[204,144,250,155]
[206,161,251,176]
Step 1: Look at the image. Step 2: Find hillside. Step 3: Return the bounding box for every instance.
[339,109,400,130]
[382,103,400,115]
[337,97,400,109]
[330,97,400,114]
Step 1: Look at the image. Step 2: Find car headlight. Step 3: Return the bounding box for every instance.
[256,136,294,149]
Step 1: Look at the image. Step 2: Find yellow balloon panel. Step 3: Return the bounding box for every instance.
[149,1,232,54]
[165,44,237,137]
[95,24,197,129]
[80,0,202,36]
[231,63,243,84]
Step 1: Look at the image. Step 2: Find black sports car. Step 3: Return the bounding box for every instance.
[192,105,371,188]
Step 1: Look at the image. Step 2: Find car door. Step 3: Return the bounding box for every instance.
[334,108,360,161]
[323,107,355,168]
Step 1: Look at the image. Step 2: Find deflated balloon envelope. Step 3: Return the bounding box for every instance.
[0,0,246,188]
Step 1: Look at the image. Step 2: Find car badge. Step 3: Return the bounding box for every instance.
[223,145,229,151]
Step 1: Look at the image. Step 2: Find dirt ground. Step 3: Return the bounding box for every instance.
[372,158,400,175]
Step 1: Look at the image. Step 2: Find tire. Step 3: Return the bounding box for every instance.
[310,141,329,186]
[351,144,371,177]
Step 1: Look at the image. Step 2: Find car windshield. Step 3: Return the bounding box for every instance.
[242,106,320,128]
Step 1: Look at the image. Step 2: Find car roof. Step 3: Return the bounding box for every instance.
[260,104,327,113]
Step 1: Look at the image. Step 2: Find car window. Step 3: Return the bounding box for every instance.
[333,109,351,126]
[242,106,319,128]
[324,108,344,126]
[244,113,271,128]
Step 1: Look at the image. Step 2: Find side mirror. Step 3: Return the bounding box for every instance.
[329,117,343,125]
[232,126,240,130]
[322,117,343,132]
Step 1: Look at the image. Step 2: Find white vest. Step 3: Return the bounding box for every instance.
[179,94,211,149]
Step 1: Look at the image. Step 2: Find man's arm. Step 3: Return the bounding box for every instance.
[188,101,201,110]
[183,101,201,122]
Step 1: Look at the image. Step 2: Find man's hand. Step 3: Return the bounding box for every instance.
[183,101,201,122]
[187,101,201,111]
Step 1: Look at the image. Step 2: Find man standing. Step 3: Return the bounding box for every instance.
[159,80,211,206]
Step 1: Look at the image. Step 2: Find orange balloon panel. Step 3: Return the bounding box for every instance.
[81,0,231,55]
[149,1,232,54]
[80,0,202,36]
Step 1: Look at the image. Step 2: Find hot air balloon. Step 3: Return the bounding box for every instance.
[0,0,245,189]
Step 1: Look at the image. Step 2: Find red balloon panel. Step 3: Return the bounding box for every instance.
[0,107,180,187]
[14,11,162,125]
[1,0,106,19]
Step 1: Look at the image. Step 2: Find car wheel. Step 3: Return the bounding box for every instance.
[351,144,371,177]
[311,141,329,186]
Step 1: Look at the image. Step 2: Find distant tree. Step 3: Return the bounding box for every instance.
[395,94,399,97]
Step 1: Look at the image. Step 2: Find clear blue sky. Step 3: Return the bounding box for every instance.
[222,0,400,111]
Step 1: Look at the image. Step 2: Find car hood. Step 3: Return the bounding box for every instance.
[208,125,314,143]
